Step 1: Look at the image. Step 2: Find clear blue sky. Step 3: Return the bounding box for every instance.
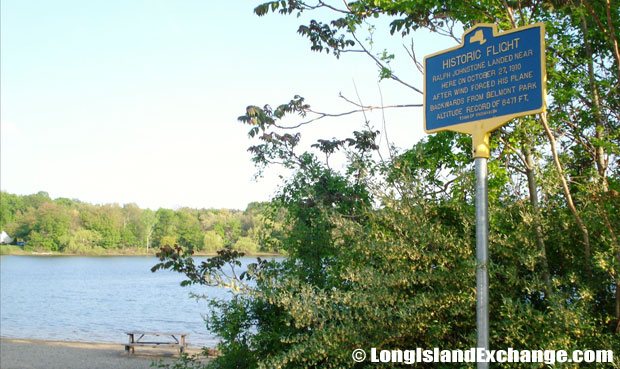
[1,1,458,210]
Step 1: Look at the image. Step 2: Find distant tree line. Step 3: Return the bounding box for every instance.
[0,191,283,254]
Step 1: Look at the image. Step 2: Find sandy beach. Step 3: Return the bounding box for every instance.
[0,337,208,369]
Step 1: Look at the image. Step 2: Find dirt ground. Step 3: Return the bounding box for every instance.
[0,337,209,369]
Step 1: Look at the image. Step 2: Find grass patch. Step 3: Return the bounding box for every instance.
[0,245,27,255]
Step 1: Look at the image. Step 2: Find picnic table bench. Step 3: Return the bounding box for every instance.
[125,331,188,354]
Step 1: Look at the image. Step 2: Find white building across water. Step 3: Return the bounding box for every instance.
[0,231,13,244]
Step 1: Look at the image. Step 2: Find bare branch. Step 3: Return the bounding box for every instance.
[516,0,528,26]
[341,0,352,12]
[350,32,424,94]
[501,0,517,28]
[508,164,527,175]
[404,40,424,74]
[377,83,394,161]
[272,101,422,130]
[316,0,349,14]
[447,21,462,43]
[352,79,370,124]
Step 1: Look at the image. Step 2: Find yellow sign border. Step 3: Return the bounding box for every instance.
[423,23,547,157]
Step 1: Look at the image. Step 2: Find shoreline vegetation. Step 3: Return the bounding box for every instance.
[0,191,286,257]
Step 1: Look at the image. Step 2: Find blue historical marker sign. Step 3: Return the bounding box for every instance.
[423,25,546,364]
[424,23,546,135]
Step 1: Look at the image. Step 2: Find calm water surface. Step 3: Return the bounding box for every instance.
[0,255,270,347]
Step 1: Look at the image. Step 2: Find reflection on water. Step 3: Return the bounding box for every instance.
[0,255,272,347]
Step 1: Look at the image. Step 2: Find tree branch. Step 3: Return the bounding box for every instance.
[404,40,424,74]
[273,101,422,130]
[350,32,424,94]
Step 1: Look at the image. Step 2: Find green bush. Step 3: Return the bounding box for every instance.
[203,231,225,253]
[232,236,259,254]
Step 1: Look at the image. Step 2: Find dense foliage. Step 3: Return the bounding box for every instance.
[162,0,618,368]
[0,191,281,254]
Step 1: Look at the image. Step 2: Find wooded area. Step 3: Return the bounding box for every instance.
[0,191,282,255]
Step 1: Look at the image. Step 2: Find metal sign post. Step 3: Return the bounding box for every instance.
[473,132,490,369]
[423,23,546,368]
[475,153,489,369]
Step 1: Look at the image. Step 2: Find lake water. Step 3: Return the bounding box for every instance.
[0,255,271,347]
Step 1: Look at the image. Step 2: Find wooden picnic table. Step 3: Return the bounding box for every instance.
[125,331,188,354]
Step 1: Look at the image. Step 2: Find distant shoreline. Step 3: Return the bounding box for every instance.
[0,247,283,258]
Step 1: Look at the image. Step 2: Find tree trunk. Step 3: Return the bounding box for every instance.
[581,12,609,191]
[580,8,619,328]
[597,196,620,332]
[524,144,552,292]
[540,112,591,275]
